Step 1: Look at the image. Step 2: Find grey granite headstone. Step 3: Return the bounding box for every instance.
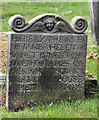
[89,0,99,44]
[6,13,88,111]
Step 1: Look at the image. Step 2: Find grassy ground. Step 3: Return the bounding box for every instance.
[0,96,97,118]
[86,34,97,79]
[0,2,98,119]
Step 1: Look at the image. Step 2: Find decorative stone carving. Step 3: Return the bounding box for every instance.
[9,13,88,33]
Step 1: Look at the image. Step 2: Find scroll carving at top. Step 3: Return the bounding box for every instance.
[9,13,88,34]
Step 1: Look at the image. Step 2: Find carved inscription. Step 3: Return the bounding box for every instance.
[8,33,86,95]
[7,33,87,111]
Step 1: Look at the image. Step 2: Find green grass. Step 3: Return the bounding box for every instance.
[1,2,98,119]
[86,34,97,78]
[2,2,90,32]
[0,96,97,118]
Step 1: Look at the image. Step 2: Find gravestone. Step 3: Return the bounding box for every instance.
[89,0,99,44]
[6,13,88,111]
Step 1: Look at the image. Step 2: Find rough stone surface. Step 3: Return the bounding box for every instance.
[6,14,88,111]
[1,71,97,107]
[85,71,97,95]
[0,72,6,86]
[89,0,99,44]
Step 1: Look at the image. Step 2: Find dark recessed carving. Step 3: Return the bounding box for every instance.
[44,18,55,31]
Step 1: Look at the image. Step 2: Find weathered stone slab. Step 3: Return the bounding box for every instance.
[6,13,88,111]
[89,0,99,44]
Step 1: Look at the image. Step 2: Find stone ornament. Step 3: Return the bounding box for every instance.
[9,13,88,33]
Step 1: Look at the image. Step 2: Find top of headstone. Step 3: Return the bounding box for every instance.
[9,13,88,34]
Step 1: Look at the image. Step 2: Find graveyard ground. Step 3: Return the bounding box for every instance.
[0,96,97,118]
[0,2,98,119]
